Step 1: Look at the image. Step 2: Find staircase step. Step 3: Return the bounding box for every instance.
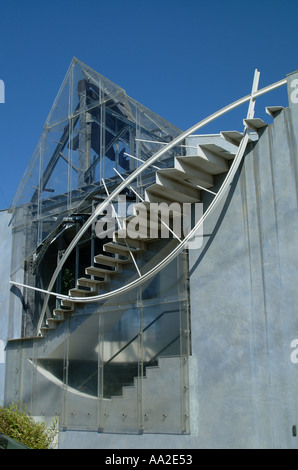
[40,326,51,335]
[53,307,74,317]
[47,318,63,328]
[69,288,97,297]
[103,242,143,255]
[243,118,268,132]
[180,151,228,175]
[155,169,203,197]
[220,130,258,146]
[77,277,109,287]
[131,201,182,237]
[145,183,200,204]
[199,142,236,160]
[123,212,168,241]
[174,160,214,188]
[133,201,175,221]
[61,299,75,308]
[194,145,230,174]
[265,106,284,117]
[113,232,145,248]
[124,214,162,234]
[220,130,244,146]
[115,231,155,242]
[85,266,119,276]
[125,212,161,227]
[186,133,238,156]
[94,254,130,266]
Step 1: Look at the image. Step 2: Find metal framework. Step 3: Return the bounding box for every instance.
[10,70,287,336]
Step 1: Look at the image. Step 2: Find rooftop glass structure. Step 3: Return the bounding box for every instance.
[10,58,181,273]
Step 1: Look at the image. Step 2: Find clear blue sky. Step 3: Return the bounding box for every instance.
[0,0,297,209]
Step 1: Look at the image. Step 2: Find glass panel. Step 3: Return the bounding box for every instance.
[5,250,190,434]
[100,303,141,433]
[6,58,191,435]
[4,340,23,404]
[30,336,64,423]
[10,57,181,299]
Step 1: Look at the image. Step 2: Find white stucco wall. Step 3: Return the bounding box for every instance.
[0,209,12,404]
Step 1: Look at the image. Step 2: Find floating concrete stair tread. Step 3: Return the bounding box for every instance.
[77,277,109,287]
[184,149,229,175]
[61,299,75,308]
[145,183,200,204]
[47,318,63,327]
[69,288,97,297]
[133,201,179,219]
[115,232,155,243]
[94,254,130,266]
[124,214,163,232]
[120,215,162,237]
[113,233,145,248]
[220,130,258,146]
[220,130,243,146]
[152,172,202,198]
[175,155,225,176]
[243,118,268,131]
[156,167,211,194]
[53,307,74,316]
[174,160,214,188]
[186,133,238,154]
[198,143,236,160]
[265,106,284,117]
[103,242,142,255]
[85,266,119,276]
[196,145,230,170]
[40,326,51,333]
[124,210,176,240]
[133,200,182,219]
[133,200,168,214]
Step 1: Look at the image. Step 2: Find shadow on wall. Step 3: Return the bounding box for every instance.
[189,159,242,277]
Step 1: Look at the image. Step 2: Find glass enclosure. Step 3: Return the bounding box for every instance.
[6,59,191,434]
[9,58,184,336]
[10,58,182,274]
[5,251,190,434]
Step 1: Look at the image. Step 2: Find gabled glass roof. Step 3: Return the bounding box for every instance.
[11,58,181,212]
[9,58,182,265]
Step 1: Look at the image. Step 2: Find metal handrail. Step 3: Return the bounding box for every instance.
[77,308,180,391]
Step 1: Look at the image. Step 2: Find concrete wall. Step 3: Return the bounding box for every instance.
[0,210,12,404]
[187,71,298,449]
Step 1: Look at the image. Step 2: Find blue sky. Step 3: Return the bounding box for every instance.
[0,0,297,209]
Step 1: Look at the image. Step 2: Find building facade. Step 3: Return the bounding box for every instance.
[1,60,298,448]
